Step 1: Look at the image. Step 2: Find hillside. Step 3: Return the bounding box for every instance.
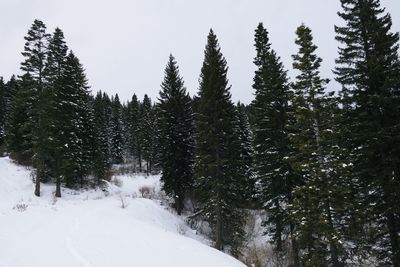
[0,156,246,267]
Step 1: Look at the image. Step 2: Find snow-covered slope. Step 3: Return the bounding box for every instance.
[0,157,246,267]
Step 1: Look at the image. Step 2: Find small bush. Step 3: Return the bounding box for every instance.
[112,177,123,187]
[177,223,187,236]
[138,185,155,199]
[119,194,128,209]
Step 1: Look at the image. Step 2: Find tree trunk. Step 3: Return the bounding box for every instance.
[138,151,142,172]
[55,176,61,198]
[215,203,222,251]
[290,223,300,267]
[275,199,283,252]
[175,194,183,215]
[34,175,40,197]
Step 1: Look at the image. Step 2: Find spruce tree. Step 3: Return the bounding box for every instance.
[158,54,194,215]
[6,74,36,164]
[289,24,347,266]
[335,1,400,265]
[126,94,141,170]
[18,19,50,196]
[43,27,69,196]
[50,51,92,194]
[3,75,19,145]
[194,29,245,252]
[140,95,156,174]
[252,23,296,260]
[93,91,111,185]
[236,102,256,202]
[0,78,5,149]
[110,94,124,164]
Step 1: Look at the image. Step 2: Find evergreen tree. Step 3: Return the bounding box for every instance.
[126,94,141,170]
[50,51,92,195]
[93,91,111,185]
[3,75,20,144]
[289,24,347,266]
[194,29,245,253]
[252,23,297,261]
[19,19,50,196]
[0,78,5,148]
[6,74,36,164]
[335,1,400,265]
[158,54,194,215]
[236,102,256,202]
[140,94,156,174]
[43,27,69,196]
[110,94,124,164]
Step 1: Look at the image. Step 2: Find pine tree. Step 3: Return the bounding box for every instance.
[335,1,400,265]
[17,19,50,196]
[126,94,141,170]
[110,94,124,164]
[140,94,156,174]
[93,91,111,185]
[3,75,20,144]
[6,74,36,164]
[49,51,93,195]
[158,54,194,215]
[194,29,245,252]
[236,102,256,202]
[43,27,69,196]
[288,24,347,266]
[252,23,296,260]
[0,78,5,148]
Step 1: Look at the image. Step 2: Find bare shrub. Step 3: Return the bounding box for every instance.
[119,194,128,209]
[13,202,28,212]
[138,185,155,199]
[51,193,58,205]
[177,223,187,236]
[112,177,123,187]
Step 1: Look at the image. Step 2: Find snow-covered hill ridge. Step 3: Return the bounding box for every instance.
[0,156,246,267]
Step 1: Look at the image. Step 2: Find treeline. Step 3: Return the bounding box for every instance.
[0,0,400,266]
[0,21,161,198]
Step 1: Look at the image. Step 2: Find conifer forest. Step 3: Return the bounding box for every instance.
[0,0,400,266]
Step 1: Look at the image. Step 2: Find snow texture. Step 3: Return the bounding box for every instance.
[0,156,246,267]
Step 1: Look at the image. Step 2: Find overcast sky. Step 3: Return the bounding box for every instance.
[1,0,399,104]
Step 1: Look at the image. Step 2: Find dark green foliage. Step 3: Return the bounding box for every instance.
[335,0,400,265]
[252,23,294,256]
[6,74,36,164]
[288,24,346,266]
[236,102,256,202]
[194,29,245,253]
[0,78,5,148]
[110,94,124,164]
[140,95,158,174]
[158,55,194,215]
[49,51,93,191]
[125,94,141,170]
[92,91,111,184]
[3,76,20,144]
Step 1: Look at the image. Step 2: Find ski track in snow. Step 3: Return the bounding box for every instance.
[65,218,93,267]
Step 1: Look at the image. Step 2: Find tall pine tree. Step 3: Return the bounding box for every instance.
[252,23,297,261]
[289,24,346,266]
[194,29,245,253]
[158,54,194,215]
[335,1,400,265]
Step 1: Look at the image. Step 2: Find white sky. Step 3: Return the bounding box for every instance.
[1,0,399,104]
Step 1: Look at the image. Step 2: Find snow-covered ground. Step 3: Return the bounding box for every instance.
[0,156,246,267]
